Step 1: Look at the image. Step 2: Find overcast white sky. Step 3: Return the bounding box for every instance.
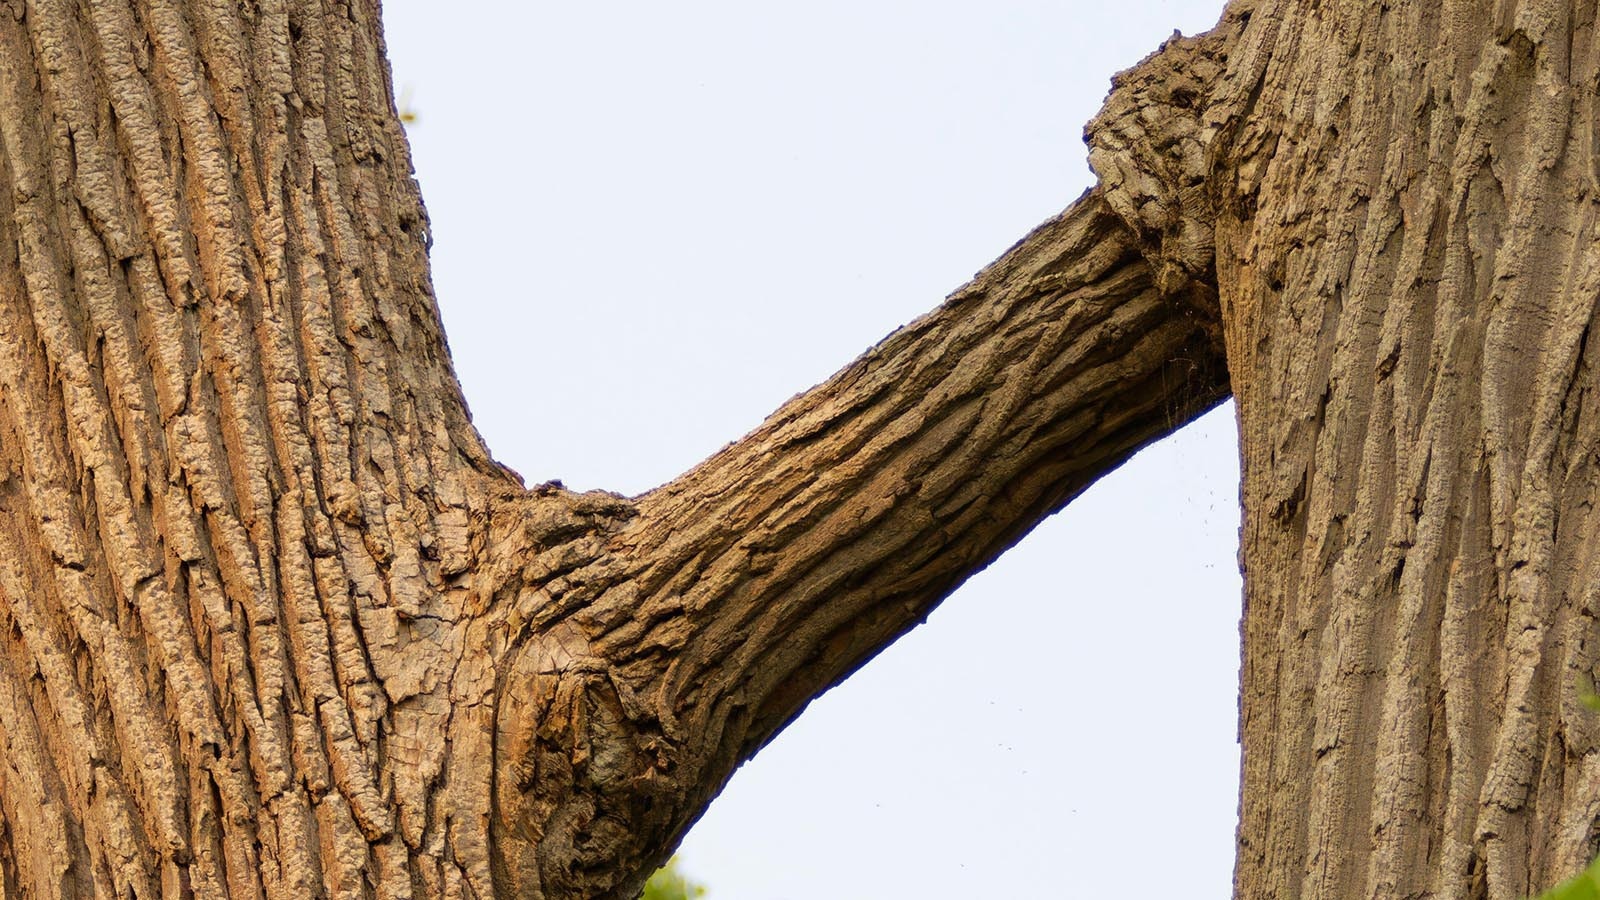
[380,2,1238,896]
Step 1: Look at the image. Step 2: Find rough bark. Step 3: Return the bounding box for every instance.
[0,1,1228,898]
[1105,0,1600,896]
[26,0,1600,895]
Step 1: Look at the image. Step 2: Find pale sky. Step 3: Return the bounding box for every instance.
[380,2,1238,896]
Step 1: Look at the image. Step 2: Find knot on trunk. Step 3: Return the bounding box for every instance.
[492,621,682,900]
[1085,7,1253,296]
[481,487,688,898]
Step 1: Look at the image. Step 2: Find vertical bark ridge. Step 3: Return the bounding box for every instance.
[0,647,77,899]
[0,0,515,895]
[1197,0,1600,896]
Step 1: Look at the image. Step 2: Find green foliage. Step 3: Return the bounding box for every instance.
[1580,672,1600,715]
[1535,675,1600,899]
[1534,855,1600,900]
[641,857,707,900]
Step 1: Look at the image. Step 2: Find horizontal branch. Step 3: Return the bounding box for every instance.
[610,186,1228,773]
[486,188,1231,898]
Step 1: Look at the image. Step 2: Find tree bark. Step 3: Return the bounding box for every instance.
[0,1,1228,898]
[22,0,1599,896]
[1129,0,1600,896]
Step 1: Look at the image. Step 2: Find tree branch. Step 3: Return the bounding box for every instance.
[627,187,1228,742]
[489,188,1230,897]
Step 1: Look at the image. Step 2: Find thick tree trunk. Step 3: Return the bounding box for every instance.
[1110,0,1600,896]
[0,1,1228,898]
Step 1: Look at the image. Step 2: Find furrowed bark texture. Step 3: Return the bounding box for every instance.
[0,0,1229,897]
[1131,0,1600,896]
[0,0,519,897]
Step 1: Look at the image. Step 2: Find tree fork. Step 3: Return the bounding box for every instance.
[32,0,1600,896]
[0,0,1229,897]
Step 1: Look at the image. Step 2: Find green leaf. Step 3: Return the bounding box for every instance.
[641,857,708,900]
[1533,854,1600,900]
[1578,672,1600,714]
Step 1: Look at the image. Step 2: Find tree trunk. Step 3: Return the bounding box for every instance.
[0,1,1228,897]
[1112,0,1600,896]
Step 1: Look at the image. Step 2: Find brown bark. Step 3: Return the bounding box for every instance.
[0,1,1227,898]
[1122,0,1600,896]
[26,0,1600,895]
